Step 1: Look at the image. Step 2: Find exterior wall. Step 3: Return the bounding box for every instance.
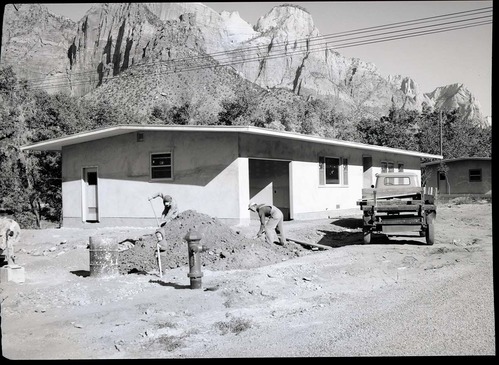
[62,131,242,227]
[424,159,491,195]
[239,134,422,220]
[61,130,426,227]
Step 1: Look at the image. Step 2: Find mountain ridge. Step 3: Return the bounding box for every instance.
[0,2,487,125]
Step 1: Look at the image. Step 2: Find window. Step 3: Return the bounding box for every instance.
[151,152,172,180]
[319,156,348,185]
[381,161,395,173]
[439,172,446,180]
[384,176,411,186]
[469,169,482,182]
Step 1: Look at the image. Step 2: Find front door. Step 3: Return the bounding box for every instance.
[83,167,99,222]
[438,171,448,194]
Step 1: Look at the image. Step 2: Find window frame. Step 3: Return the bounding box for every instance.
[150,151,173,181]
[469,168,482,182]
[319,156,348,186]
[381,160,395,173]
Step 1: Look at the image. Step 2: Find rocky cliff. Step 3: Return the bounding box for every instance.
[0,2,486,124]
[1,3,77,89]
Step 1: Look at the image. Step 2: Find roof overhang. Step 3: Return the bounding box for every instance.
[21,125,443,160]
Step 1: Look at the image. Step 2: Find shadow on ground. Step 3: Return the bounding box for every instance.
[330,218,363,229]
[149,280,191,289]
[317,231,429,248]
[71,270,90,277]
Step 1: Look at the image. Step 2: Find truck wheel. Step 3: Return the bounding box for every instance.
[425,212,436,245]
[363,228,372,244]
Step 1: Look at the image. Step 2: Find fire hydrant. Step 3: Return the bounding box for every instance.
[184,230,206,289]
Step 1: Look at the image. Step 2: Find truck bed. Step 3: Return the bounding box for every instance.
[357,186,436,208]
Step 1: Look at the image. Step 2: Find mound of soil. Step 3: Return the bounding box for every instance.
[117,210,307,274]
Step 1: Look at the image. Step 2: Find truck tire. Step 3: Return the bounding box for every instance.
[363,227,372,244]
[425,212,436,245]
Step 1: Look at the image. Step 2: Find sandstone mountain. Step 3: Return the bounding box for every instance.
[0,2,487,125]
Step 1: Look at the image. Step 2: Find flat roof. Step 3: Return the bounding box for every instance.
[421,157,491,166]
[21,124,443,159]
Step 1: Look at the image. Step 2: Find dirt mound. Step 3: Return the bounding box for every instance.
[118,210,306,274]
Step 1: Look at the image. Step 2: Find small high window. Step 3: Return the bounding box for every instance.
[151,152,172,180]
[469,169,482,182]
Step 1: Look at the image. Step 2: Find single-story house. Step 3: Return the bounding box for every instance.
[422,157,491,195]
[21,125,442,228]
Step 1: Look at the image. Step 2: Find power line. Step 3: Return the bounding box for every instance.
[23,5,492,85]
[5,6,492,91]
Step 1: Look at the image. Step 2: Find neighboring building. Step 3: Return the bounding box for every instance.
[21,125,442,228]
[422,157,491,196]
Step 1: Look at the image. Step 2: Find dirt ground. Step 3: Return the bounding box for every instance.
[0,200,495,358]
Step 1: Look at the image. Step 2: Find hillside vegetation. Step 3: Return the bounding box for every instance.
[0,66,491,228]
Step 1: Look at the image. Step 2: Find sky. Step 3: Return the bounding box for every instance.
[43,2,493,117]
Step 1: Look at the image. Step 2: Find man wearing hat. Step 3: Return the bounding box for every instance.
[149,193,179,227]
[248,202,287,246]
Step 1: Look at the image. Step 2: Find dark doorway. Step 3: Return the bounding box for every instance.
[249,159,291,220]
[83,167,99,222]
[363,155,373,188]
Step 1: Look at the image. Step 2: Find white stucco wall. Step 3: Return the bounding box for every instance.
[239,134,422,220]
[62,131,243,227]
[60,129,425,227]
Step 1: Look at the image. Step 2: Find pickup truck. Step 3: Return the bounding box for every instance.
[356,172,437,245]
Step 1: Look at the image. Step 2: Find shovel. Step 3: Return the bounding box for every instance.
[148,198,160,227]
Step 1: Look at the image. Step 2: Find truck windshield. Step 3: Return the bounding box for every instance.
[383,177,411,186]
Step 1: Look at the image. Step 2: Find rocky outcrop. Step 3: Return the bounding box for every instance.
[1,3,77,93]
[62,3,168,95]
[0,3,486,123]
[424,83,485,124]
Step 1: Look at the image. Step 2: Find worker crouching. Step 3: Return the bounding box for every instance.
[248,202,287,246]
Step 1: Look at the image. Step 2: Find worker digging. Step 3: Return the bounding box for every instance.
[248,202,287,246]
[148,193,179,227]
[147,193,180,276]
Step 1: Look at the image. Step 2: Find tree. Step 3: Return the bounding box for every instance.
[218,95,250,126]
[417,104,442,157]
[0,66,145,227]
[358,105,421,150]
[0,66,44,227]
